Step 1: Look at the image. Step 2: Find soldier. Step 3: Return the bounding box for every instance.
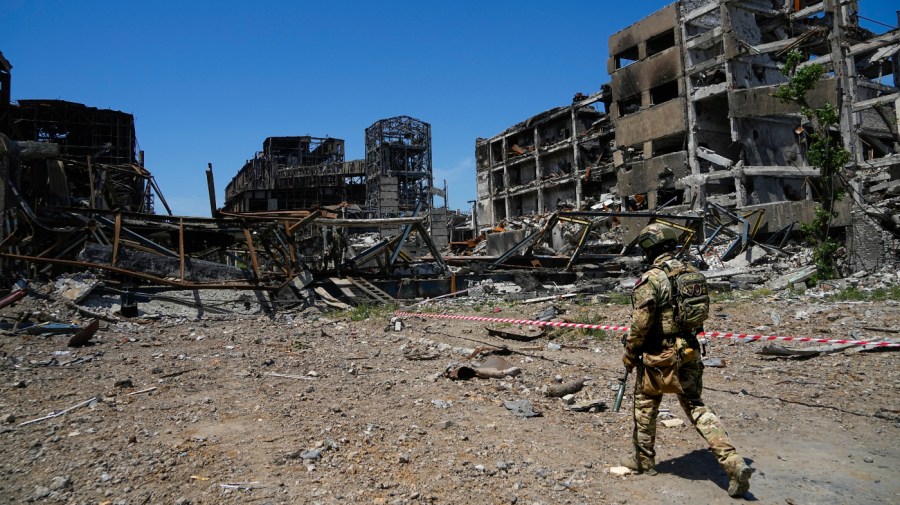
[621,222,753,498]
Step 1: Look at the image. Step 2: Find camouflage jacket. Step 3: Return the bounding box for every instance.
[624,253,697,357]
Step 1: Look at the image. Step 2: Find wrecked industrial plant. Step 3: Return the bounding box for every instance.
[2,0,899,312]
[2,2,900,504]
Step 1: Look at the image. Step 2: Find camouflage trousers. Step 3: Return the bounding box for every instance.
[632,355,744,475]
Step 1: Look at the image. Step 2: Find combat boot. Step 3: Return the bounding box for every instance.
[620,456,657,476]
[724,455,753,498]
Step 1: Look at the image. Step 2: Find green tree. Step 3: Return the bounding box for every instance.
[774,50,850,280]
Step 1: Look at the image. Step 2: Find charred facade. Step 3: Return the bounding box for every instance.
[477,1,900,269]
[223,136,364,212]
[475,91,616,227]
[0,51,159,221]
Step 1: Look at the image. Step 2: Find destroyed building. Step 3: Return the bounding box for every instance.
[0,46,452,304]
[224,136,362,213]
[475,91,615,223]
[365,116,448,245]
[0,50,181,284]
[476,0,900,270]
[0,56,159,217]
[224,116,448,249]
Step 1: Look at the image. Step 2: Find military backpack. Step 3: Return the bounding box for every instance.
[657,261,710,330]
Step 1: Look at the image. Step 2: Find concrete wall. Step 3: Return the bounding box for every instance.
[476,170,492,229]
[617,151,689,196]
[735,120,806,167]
[486,229,529,256]
[848,208,898,272]
[743,198,851,233]
[748,176,806,204]
[611,47,682,102]
[730,79,839,118]
[608,3,678,72]
[543,185,578,212]
[429,207,450,248]
[509,193,539,216]
[614,98,687,147]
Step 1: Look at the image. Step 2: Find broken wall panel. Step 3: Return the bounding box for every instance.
[610,47,683,103]
[729,80,840,118]
[617,152,689,196]
[608,3,679,72]
[613,99,686,149]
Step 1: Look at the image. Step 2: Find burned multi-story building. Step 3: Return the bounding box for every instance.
[0,50,158,217]
[476,0,900,268]
[475,91,615,225]
[224,136,363,213]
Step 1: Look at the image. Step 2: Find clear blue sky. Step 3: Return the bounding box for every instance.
[2,1,897,216]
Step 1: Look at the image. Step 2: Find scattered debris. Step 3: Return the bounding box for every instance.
[443,364,476,381]
[18,396,100,427]
[758,343,857,359]
[266,372,317,381]
[127,387,157,396]
[609,466,632,476]
[502,400,542,418]
[0,288,27,310]
[567,400,605,412]
[544,378,586,398]
[474,356,521,379]
[702,357,727,368]
[661,418,684,428]
[486,325,545,342]
[67,319,99,347]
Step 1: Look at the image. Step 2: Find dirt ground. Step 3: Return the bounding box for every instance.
[1,290,898,505]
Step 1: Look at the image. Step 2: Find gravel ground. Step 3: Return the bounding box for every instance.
[1,289,898,504]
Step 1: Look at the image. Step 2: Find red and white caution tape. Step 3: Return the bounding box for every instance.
[394,311,630,332]
[394,311,900,348]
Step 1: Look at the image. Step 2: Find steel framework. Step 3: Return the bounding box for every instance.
[364,116,433,218]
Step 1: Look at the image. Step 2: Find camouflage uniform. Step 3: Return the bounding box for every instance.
[624,251,751,496]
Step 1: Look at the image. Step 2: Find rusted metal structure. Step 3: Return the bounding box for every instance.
[365,116,434,219]
[0,59,449,301]
[0,97,160,215]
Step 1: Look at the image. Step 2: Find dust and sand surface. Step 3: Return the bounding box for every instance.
[1,293,898,504]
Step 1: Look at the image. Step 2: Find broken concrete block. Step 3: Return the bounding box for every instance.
[769,265,817,290]
[724,246,768,269]
[731,274,766,286]
[544,378,585,397]
[289,270,314,290]
[53,275,98,303]
[702,357,726,368]
[661,418,684,428]
[609,466,632,476]
[567,400,605,412]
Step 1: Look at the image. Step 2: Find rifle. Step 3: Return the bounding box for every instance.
[613,368,630,412]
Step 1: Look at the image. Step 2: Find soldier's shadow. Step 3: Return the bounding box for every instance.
[656,450,757,501]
